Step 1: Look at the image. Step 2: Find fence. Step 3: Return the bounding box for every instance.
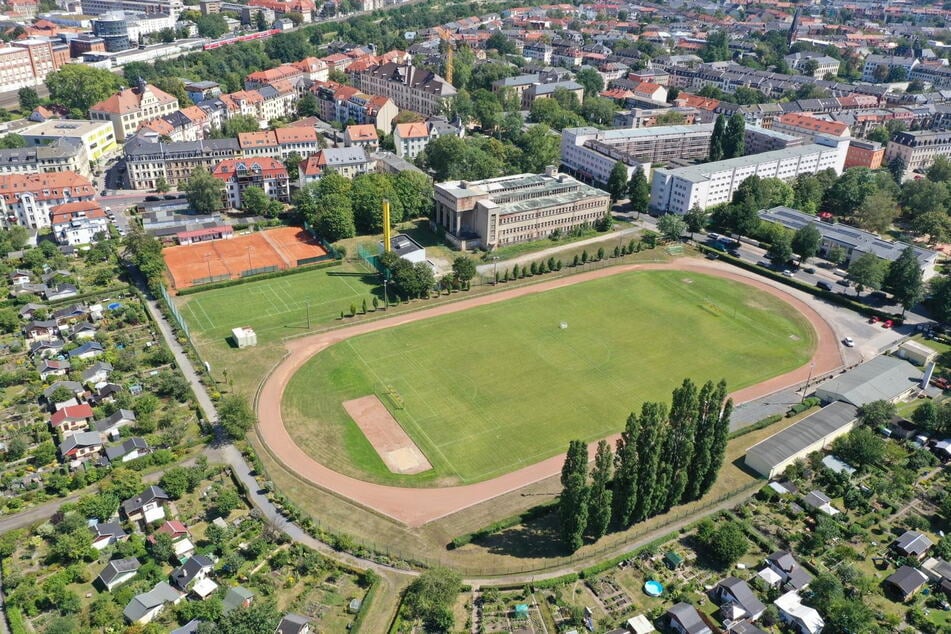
[302,221,340,260]
[159,283,189,338]
[240,265,280,278]
[357,242,383,274]
[189,273,232,287]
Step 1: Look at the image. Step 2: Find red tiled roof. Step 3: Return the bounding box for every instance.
[51,403,93,427]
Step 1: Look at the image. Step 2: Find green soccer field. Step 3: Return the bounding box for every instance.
[177,262,378,346]
[282,270,817,485]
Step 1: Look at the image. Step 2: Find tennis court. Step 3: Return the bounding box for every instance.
[163,227,329,289]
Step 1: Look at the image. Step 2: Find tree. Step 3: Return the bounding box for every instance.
[900,179,949,218]
[580,97,616,125]
[218,394,255,439]
[586,440,612,539]
[883,246,924,315]
[927,155,951,182]
[832,427,885,468]
[631,402,665,521]
[393,170,434,219]
[612,412,640,526]
[560,470,589,552]
[767,231,793,265]
[183,167,224,213]
[853,189,898,233]
[709,114,725,162]
[515,124,560,174]
[402,568,461,632]
[928,275,951,324]
[159,466,192,499]
[32,442,56,466]
[197,600,281,634]
[297,92,318,118]
[486,31,518,54]
[215,487,242,516]
[574,67,604,97]
[791,224,822,264]
[857,400,897,428]
[195,13,228,38]
[240,185,269,214]
[221,115,262,136]
[698,520,749,566]
[17,87,38,111]
[684,206,708,237]
[607,161,628,203]
[723,113,745,158]
[314,194,355,242]
[912,211,951,245]
[351,173,403,234]
[627,165,650,213]
[46,65,121,113]
[149,532,175,563]
[255,8,269,30]
[658,214,686,242]
[451,256,476,289]
[700,30,730,62]
[846,252,885,297]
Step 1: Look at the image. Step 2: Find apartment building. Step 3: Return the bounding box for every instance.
[392,117,463,159]
[89,81,179,142]
[650,137,849,214]
[344,124,379,151]
[771,113,850,144]
[298,147,373,187]
[50,200,109,245]
[237,128,320,160]
[210,158,289,209]
[124,137,240,189]
[0,140,90,178]
[353,62,456,117]
[0,171,96,229]
[784,53,840,79]
[844,139,884,170]
[862,54,918,83]
[433,167,610,250]
[560,124,717,186]
[81,0,182,17]
[20,119,118,163]
[0,45,43,93]
[885,130,951,179]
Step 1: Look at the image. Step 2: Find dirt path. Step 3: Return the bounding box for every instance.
[255,259,843,528]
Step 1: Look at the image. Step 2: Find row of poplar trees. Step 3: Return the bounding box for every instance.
[559,378,734,552]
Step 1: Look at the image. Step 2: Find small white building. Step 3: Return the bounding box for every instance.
[897,340,937,367]
[231,327,257,348]
[383,234,427,264]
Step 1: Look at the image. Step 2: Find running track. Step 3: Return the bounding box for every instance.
[255,260,843,527]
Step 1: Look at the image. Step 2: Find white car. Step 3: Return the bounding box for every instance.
[782,269,794,277]
[843,337,855,347]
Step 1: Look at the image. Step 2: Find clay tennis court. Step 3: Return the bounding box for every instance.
[163,227,328,289]
[255,259,844,527]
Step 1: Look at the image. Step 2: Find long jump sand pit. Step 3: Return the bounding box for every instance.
[343,396,432,475]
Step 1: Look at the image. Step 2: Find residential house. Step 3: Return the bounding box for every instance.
[50,200,109,245]
[97,557,140,591]
[238,128,320,161]
[90,522,127,550]
[93,409,137,436]
[51,403,94,435]
[17,302,44,319]
[123,581,183,624]
[210,158,289,209]
[171,619,202,634]
[222,586,255,613]
[886,566,929,601]
[666,602,712,634]
[68,341,105,360]
[713,577,766,626]
[298,147,373,187]
[94,383,123,405]
[764,551,813,590]
[121,485,170,524]
[344,124,379,151]
[24,319,59,341]
[60,431,104,463]
[352,62,456,116]
[171,554,215,592]
[774,592,823,634]
[37,358,71,380]
[70,322,97,340]
[89,79,180,142]
[82,361,113,386]
[43,381,84,409]
[9,270,31,286]
[45,284,79,301]
[30,339,65,360]
[894,530,934,560]
[275,614,311,634]
[105,437,151,463]
[393,121,429,159]
[802,490,840,516]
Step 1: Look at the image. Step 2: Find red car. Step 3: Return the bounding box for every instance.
[882,320,893,329]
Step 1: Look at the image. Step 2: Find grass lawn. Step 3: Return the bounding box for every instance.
[282,269,816,485]
[177,260,378,348]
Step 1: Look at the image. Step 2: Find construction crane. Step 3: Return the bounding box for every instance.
[438,29,454,85]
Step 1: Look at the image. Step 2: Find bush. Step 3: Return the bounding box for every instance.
[788,397,820,416]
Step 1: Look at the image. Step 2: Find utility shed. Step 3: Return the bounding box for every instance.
[745,402,858,478]
[814,356,921,406]
[231,326,257,348]
[897,340,937,366]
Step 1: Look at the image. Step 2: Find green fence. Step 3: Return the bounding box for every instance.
[159,283,189,338]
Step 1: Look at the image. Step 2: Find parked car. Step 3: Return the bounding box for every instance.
[782,270,794,277]
[870,316,879,324]
[816,281,833,291]
[803,267,816,274]
[843,337,855,347]
[883,319,894,329]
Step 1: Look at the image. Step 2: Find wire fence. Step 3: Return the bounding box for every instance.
[159,283,189,338]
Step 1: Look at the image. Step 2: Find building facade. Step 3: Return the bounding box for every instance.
[885,130,951,180]
[124,137,241,189]
[353,62,456,117]
[433,167,610,250]
[0,171,96,229]
[210,157,289,209]
[650,138,849,214]
[89,81,179,142]
[771,113,850,144]
[20,119,118,163]
[844,138,884,170]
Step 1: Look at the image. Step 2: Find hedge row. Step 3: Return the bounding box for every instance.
[449,500,558,549]
[349,575,379,633]
[6,606,26,634]
[728,414,783,440]
[174,258,341,295]
[788,397,821,416]
[698,246,900,322]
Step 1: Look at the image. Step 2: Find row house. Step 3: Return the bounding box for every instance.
[0,139,89,179]
[256,81,299,123]
[124,137,241,190]
[238,128,321,160]
[138,106,210,143]
[311,81,398,132]
[244,64,304,90]
[0,171,95,229]
[210,158,289,209]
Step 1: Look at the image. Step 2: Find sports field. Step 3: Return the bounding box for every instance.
[177,262,377,346]
[282,270,816,485]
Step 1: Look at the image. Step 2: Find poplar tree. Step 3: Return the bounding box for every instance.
[559,440,590,551]
[723,113,746,159]
[700,380,734,495]
[612,413,640,527]
[709,114,725,161]
[633,402,666,523]
[684,380,718,502]
[586,440,613,539]
[663,379,699,510]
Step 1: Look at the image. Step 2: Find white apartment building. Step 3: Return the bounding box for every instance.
[783,53,840,79]
[0,171,97,229]
[885,130,951,180]
[81,0,182,17]
[650,137,848,214]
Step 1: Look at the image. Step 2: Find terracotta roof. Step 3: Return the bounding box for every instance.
[777,112,849,136]
[90,84,177,116]
[50,200,105,224]
[246,65,302,84]
[274,127,317,144]
[395,122,428,139]
[139,118,174,135]
[211,157,287,180]
[51,403,94,427]
[0,172,94,205]
[346,124,378,141]
[179,106,207,124]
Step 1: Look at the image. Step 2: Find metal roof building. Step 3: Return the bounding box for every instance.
[814,356,922,407]
[744,402,858,479]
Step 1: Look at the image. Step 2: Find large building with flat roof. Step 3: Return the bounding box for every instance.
[814,356,922,407]
[745,402,858,479]
[649,137,848,214]
[19,119,117,163]
[433,167,610,250]
[759,206,941,279]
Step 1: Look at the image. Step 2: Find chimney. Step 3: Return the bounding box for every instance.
[544,165,557,177]
[459,180,469,189]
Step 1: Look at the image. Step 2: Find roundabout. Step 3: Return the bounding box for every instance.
[255,259,843,528]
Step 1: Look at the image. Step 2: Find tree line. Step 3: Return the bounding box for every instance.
[558,378,733,551]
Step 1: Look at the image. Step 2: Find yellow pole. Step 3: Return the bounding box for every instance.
[382,198,392,252]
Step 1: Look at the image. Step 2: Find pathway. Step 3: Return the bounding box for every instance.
[474,226,642,275]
